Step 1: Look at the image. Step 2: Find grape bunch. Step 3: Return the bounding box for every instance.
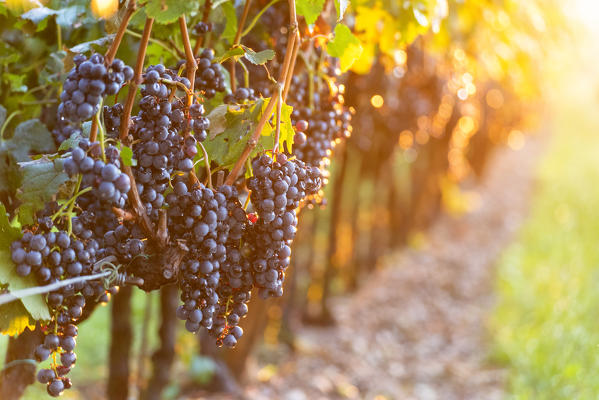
[208,187,250,347]
[103,102,124,139]
[58,53,133,123]
[193,21,212,35]
[191,49,227,98]
[171,180,235,333]
[10,212,109,397]
[287,73,352,169]
[35,323,79,396]
[64,139,131,208]
[245,154,321,298]
[128,64,209,219]
[224,87,259,105]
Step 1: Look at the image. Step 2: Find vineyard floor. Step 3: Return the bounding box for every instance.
[233,137,545,400]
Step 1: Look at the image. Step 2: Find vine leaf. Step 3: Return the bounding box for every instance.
[20,6,57,24]
[145,0,198,24]
[279,103,295,153]
[58,132,83,152]
[0,203,50,334]
[5,119,55,162]
[214,47,245,64]
[206,105,229,138]
[221,1,238,42]
[241,46,275,65]
[203,99,275,170]
[16,157,69,226]
[334,0,349,21]
[119,145,136,167]
[0,301,34,336]
[326,24,363,72]
[69,35,116,54]
[296,0,326,25]
[20,5,84,31]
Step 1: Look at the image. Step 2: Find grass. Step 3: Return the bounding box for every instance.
[490,72,599,399]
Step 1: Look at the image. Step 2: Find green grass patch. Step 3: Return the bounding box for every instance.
[491,97,599,399]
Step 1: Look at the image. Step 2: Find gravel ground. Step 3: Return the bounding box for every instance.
[236,137,545,400]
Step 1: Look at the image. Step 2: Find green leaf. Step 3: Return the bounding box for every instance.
[120,145,136,167]
[20,6,57,25]
[0,105,6,128]
[202,98,275,170]
[213,47,245,64]
[0,146,22,193]
[326,24,363,72]
[58,132,83,152]
[69,35,116,54]
[221,1,238,42]
[334,0,349,21]
[55,5,84,28]
[279,102,294,153]
[4,73,27,93]
[296,0,326,25]
[5,119,55,162]
[16,157,69,226]
[241,46,275,65]
[206,105,229,138]
[211,0,231,9]
[0,301,35,336]
[0,203,50,329]
[145,0,198,25]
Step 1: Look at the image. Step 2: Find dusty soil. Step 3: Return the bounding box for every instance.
[236,137,544,400]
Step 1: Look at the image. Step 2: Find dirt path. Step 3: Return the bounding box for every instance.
[241,137,545,400]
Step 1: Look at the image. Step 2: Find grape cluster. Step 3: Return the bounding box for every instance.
[128,64,209,219]
[287,74,352,168]
[58,53,133,123]
[246,154,321,298]
[171,180,237,334]
[35,323,78,396]
[193,21,212,35]
[224,87,259,105]
[63,139,131,208]
[208,188,249,347]
[103,102,124,139]
[10,209,111,397]
[192,49,227,98]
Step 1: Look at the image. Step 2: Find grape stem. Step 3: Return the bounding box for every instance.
[198,142,213,188]
[104,0,138,66]
[238,58,250,88]
[179,15,198,107]
[273,83,283,153]
[230,0,253,92]
[50,185,91,223]
[179,15,205,188]
[283,30,300,102]
[118,17,156,243]
[224,0,298,185]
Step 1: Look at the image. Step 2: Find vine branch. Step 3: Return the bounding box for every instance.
[105,0,138,66]
[230,0,253,92]
[118,17,156,242]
